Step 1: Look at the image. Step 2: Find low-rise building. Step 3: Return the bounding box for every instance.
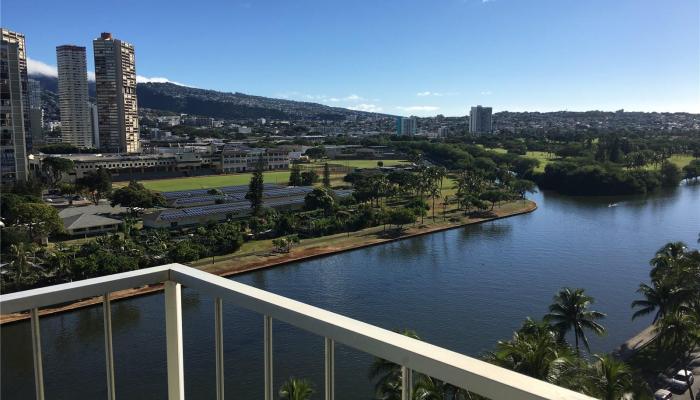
[29,151,218,182]
[220,145,289,173]
[62,213,123,236]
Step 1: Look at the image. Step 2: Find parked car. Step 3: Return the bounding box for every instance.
[670,369,695,391]
[654,388,672,400]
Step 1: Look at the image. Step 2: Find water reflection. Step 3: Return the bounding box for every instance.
[460,220,513,240]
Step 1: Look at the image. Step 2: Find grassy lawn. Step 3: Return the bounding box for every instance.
[643,154,696,171]
[127,171,353,192]
[114,160,408,192]
[483,147,555,173]
[526,151,556,173]
[119,171,293,192]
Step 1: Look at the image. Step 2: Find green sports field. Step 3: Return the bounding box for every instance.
[119,159,409,192]
[128,171,292,192]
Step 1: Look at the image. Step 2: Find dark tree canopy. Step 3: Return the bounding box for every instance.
[245,156,265,215]
[76,167,112,205]
[111,181,166,209]
[42,157,75,188]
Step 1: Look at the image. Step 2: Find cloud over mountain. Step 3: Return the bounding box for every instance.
[28,57,186,86]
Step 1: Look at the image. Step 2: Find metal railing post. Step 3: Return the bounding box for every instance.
[264,315,273,400]
[30,308,45,400]
[103,294,116,400]
[401,366,413,400]
[215,298,224,400]
[324,337,335,400]
[165,281,184,400]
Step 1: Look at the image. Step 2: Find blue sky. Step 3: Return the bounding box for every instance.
[4,0,699,116]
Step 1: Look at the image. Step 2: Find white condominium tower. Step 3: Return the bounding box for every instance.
[0,28,29,184]
[57,45,93,148]
[93,32,139,153]
[469,105,493,134]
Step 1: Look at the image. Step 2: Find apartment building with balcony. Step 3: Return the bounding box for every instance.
[93,32,139,153]
[57,45,93,149]
[0,28,29,184]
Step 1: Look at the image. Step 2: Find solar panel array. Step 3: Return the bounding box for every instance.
[159,196,306,222]
[170,186,313,208]
[158,188,354,223]
[162,183,283,201]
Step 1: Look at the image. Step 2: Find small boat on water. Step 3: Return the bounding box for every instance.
[608,203,618,208]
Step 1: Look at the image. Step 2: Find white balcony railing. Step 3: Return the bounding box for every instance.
[0,264,593,400]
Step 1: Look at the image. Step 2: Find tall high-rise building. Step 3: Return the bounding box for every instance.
[28,78,45,146]
[93,32,139,153]
[1,28,32,153]
[89,102,100,149]
[57,45,92,149]
[396,116,417,136]
[0,28,28,183]
[469,105,493,134]
[28,78,41,108]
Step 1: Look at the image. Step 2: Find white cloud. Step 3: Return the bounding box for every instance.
[303,94,328,101]
[28,57,186,85]
[136,75,187,86]
[27,57,57,77]
[416,91,459,97]
[348,104,383,112]
[396,106,440,112]
[276,92,379,109]
[329,94,365,102]
[481,90,493,95]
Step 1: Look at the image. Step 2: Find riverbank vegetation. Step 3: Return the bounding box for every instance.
[627,241,700,394]
[0,149,534,292]
[475,132,700,195]
[277,240,699,400]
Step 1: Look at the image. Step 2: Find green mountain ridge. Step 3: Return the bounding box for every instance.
[28,73,390,121]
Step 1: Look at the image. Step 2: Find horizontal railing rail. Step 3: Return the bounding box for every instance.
[0,265,172,314]
[0,264,594,400]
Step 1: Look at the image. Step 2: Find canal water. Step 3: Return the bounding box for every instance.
[2,184,699,399]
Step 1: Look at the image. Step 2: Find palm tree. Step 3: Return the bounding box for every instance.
[413,375,446,400]
[631,281,685,323]
[429,184,441,221]
[582,354,634,400]
[650,241,687,280]
[278,377,314,400]
[545,288,606,353]
[9,242,33,286]
[369,330,420,399]
[441,195,451,221]
[485,318,576,383]
[654,311,700,354]
[47,243,74,282]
